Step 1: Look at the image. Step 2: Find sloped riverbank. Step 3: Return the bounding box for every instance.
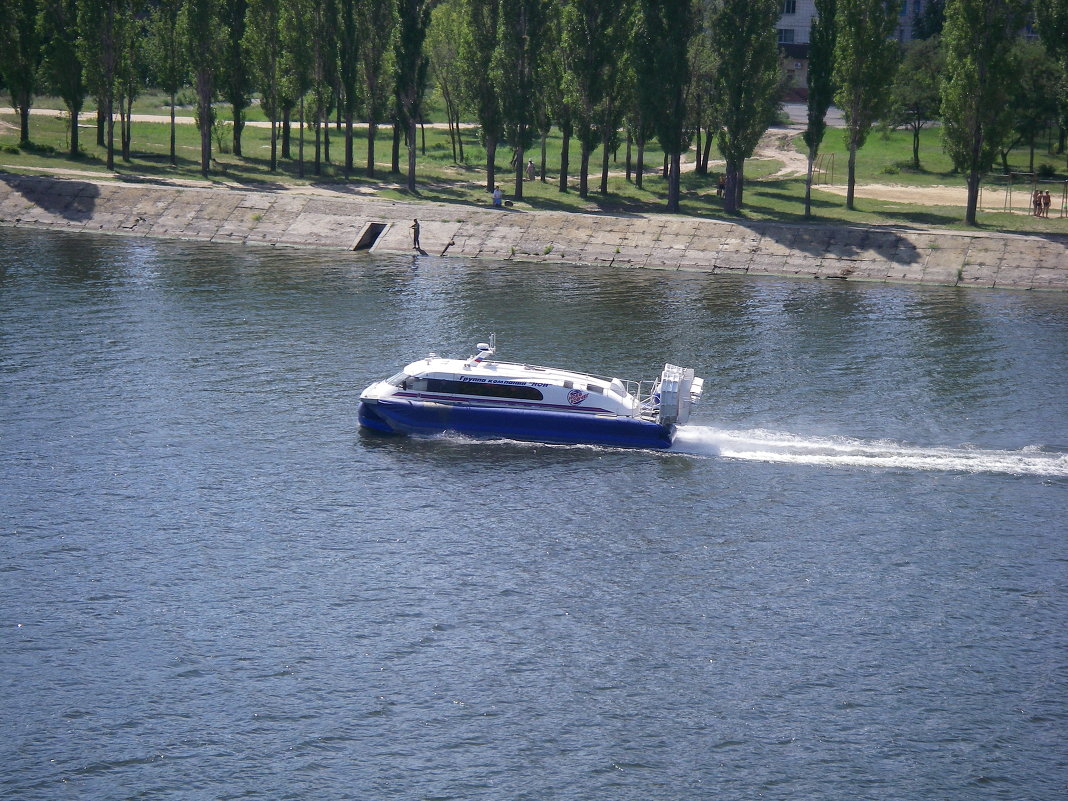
[2,173,1065,290]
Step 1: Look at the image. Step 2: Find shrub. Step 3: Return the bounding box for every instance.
[1037,163,1057,179]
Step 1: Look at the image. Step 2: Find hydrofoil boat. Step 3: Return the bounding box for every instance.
[358,336,703,449]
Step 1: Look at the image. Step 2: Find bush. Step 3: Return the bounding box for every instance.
[20,142,57,155]
[1037,163,1058,179]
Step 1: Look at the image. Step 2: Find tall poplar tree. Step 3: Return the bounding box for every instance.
[280,0,313,177]
[185,0,224,176]
[309,0,338,175]
[493,0,543,199]
[360,0,396,178]
[803,0,836,218]
[243,0,281,171]
[711,0,781,213]
[561,0,614,198]
[337,0,362,175]
[39,0,85,157]
[941,0,1025,224]
[395,0,437,192]
[146,0,184,166]
[115,0,142,163]
[457,0,501,190]
[542,2,574,192]
[78,0,119,168]
[594,1,628,195]
[1,0,41,145]
[426,0,464,163]
[632,0,692,213]
[220,0,251,157]
[834,0,899,210]
[1035,0,1068,160]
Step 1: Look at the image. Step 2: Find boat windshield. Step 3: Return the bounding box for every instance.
[386,372,410,388]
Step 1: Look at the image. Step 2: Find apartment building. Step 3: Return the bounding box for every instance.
[777,0,931,90]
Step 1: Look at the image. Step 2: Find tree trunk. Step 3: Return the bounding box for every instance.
[579,142,590,198]
[446,107,456,162]
[912,125,921,169]
[345,113,354,176]
[169,93,177,166]
[97,106,105,147]
[233,108,244,157]
[965,170,980,226]
[540,132,547,182]
[846,141,858,210]
[391,119,401,173]
[282,108,291,160]
[625,132,632,182]
[298,96,305,178]
[457,111,464,162]
[270,116,278,173]
[666,152,681,213]
[558,131,570,193]
[106,97,115,171]
[486,136,497,192]
[636,141,645,190]
[315,119,322,176]
[366,122,377,177]
[702,129,713,174]
[695,127,704,175]
[407,117,417,192]
[514,146,523,199]
[68,101,81,158]
[724,161,740,214]
[804,149,816,218]
[121,93,131,161]
[600,131,610,194]
[17,100,30,144]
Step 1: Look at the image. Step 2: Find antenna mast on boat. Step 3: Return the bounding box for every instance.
[468,333,496,365]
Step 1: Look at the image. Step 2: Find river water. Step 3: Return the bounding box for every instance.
[2,228,1066,801]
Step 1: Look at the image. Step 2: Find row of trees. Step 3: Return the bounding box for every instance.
[2,0,1067,224]
[805,0,1068,224]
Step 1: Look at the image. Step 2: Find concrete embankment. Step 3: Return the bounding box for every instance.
[1,173,1065,290]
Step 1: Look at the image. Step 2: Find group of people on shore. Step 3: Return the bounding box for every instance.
[1032,189,1054,217]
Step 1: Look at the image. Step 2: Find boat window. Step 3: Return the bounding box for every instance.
[587,384,603,394]
[425,378,544,401]
[386,372,411,388]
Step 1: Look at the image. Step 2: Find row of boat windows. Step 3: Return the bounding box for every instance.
[388,373,545,401]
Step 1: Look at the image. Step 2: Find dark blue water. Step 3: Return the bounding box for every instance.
[2,228,1066,801]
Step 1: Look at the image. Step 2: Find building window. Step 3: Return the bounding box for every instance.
[777,28,795,44]
[783,0,797,13]
[899,0,908,16]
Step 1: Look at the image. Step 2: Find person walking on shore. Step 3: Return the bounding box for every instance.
[411,219,420,249]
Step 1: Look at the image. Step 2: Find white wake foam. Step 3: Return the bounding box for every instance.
[671,426,1068,477]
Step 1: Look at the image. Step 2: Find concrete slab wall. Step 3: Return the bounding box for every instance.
[2,173,1065,290]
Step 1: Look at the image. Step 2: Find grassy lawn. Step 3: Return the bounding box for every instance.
[805,125,1068,187]
[3,94,1066,235]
